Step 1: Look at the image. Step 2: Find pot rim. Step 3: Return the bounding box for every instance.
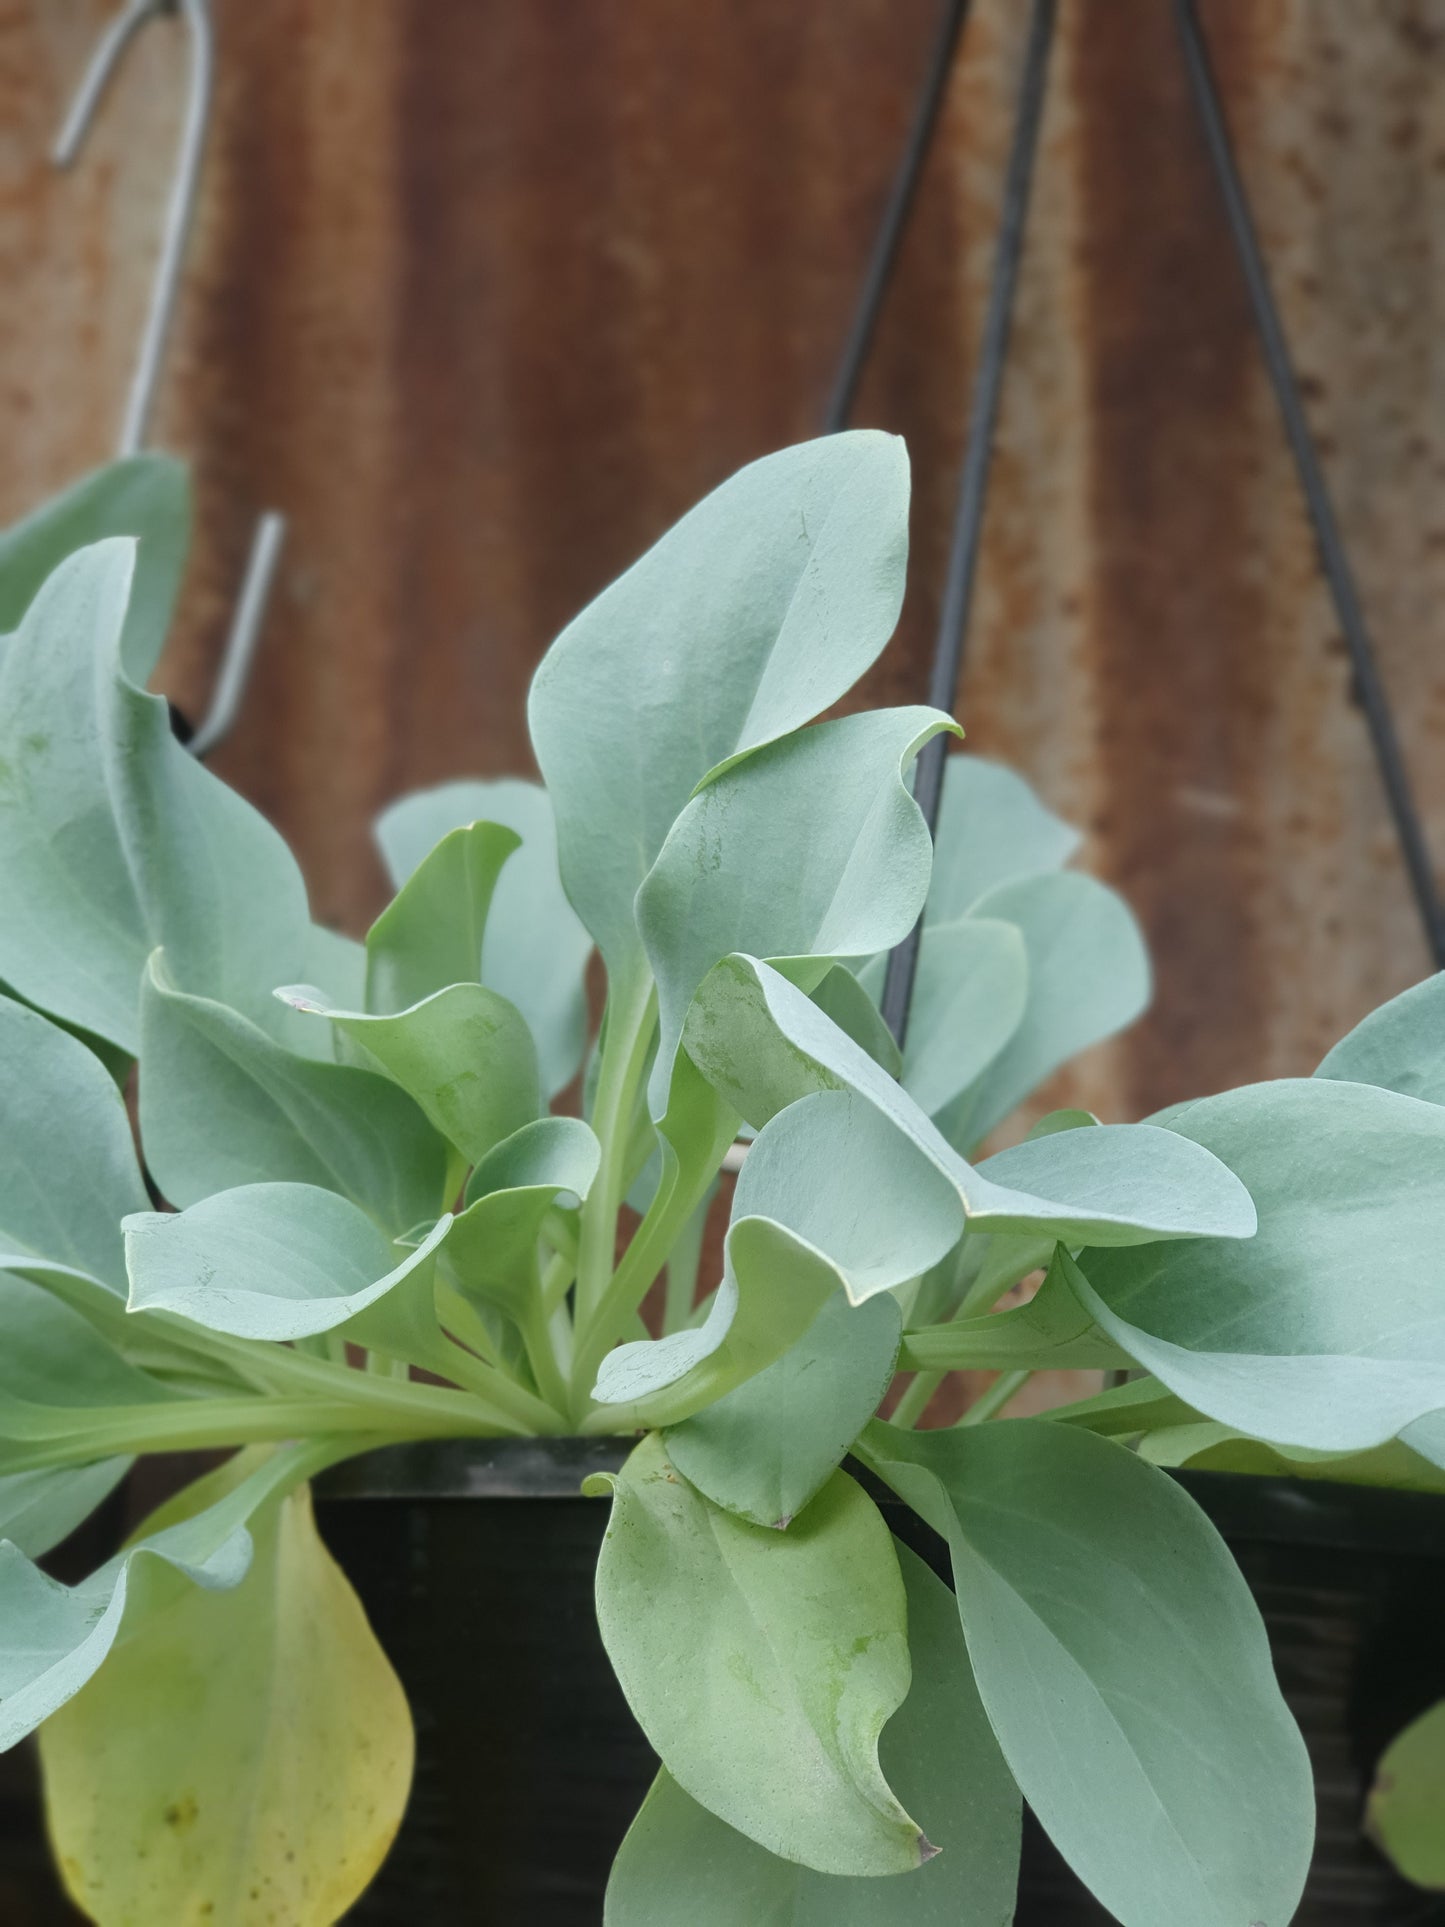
[317,1436,1445,1556]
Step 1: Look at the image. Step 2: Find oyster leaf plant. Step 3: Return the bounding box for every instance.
[0,436,1442,1924]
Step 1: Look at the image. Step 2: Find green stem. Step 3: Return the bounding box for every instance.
[958,1368,1032,1426]
[575,978,657,1326]
[662,1182,714,1336]
[541,1248,576,1318]
[891,1370,945,1430]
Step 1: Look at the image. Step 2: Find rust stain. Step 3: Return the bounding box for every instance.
[2,0,1444,1116]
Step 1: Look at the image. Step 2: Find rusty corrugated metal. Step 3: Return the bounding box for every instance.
[3,0,1443,1131]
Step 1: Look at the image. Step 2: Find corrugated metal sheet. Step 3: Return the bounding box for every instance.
[3,0,1443,1127]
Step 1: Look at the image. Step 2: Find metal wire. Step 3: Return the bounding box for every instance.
[1174,0,1445,968]
[53,0,285,760]
[879,0,1057,1048]
[823,0,972,435]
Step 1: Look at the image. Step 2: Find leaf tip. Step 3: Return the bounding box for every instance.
[917,1832,941,1865]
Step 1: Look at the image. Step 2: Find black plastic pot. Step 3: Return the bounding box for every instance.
[316,1442,1445,1927]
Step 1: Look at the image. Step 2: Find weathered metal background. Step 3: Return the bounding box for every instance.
[3,0,1444,1128]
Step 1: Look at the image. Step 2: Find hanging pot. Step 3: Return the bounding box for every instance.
[319,1442,1445,1926]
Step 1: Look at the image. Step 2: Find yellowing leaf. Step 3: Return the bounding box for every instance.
[40,1476,412,1927]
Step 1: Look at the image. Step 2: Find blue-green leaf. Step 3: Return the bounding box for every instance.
[685,958,1253,1249]
[861,1418,1313,1927]
[0,541,343,1053]
[935,870,1149,1150]
[277,981,540,1169]
[1070,1077,1445,1449]
[0,455,189,681]
[140,953,449,1230]
[589,1435,925,1876]
[665,1292,901,1528]
[1315,970,1445,1106]
[529,433,910,981]
[926,753,1080,922]
[123,1183,451,1348]
[0,995,148,1294]
[638,707,955,1113]
[604,1544,1020,1924]
[375,778,592,1098]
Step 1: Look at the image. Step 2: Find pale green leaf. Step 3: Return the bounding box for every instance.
[935,870,1149,1151]
[0,1272,185,1440]
[364,819,519,1014]
[0,455,189,681]
[684,957,1253,1248]
[1069,1078,1445,1449]
[638,707,955,1113]
[861,1418,1314,1927]
[604,1544,1019,1924]
[665,1293,902,1528]
[529,432,910,980]
[0,540,338,1053]
[807,964,901,1078]
[140,953,449,1230]
[1315,970,1445,1106]
[277,980,540,1168]
[593,1090,960,1419]
[589,1434,925,1876]
[926,752,1080,922]
[445,1117,600,1327]
[901,1248,1129,1374]
[375,777,592,1097]
[1366,1699,1445,1888]
[859,916,1028,1122]
[0,1460,132,1561]
[1140,1423,1445,1495]
[0,994,148,1293]
[123,1182,451,1346]
[40,1461,413,1927]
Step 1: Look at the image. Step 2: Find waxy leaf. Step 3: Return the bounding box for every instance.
[637,706,956,1111]
[1070,1078,1445,1449]
[685,958,1253,1248]
[364,819,519,1015]
[901,1248,1129,1374]
[277,981,541,1170]
[1140,1423,1445,1496]
[124,1183,451,1349]
[665,1292,902,1528]
[1365,1699,1445,1889]
[926,752,1080,921]
[806,964,901,1077]
[0,1441,323,1750]
[0,995,148,1293]
[445,1117,601,1326]
[0,1272,185,1441]
[40,1463,413,1927]
[530,432,910,979]
[605,1544,1020,1924]
[1315,969,1445,1106]
[589,1434,924,1875]
[594,1091,961,1419]
[0,454,189,681]
[140,954,449,1231]
[0,1460,132,1561]
[935,870,1149,1151]
[0,540,343,1053]
[861,1418,1314,1927]
[859,916,1028,1122]
[375,777,592,1098]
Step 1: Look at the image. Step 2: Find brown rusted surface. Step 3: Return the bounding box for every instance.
[4,0,1445,1128]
